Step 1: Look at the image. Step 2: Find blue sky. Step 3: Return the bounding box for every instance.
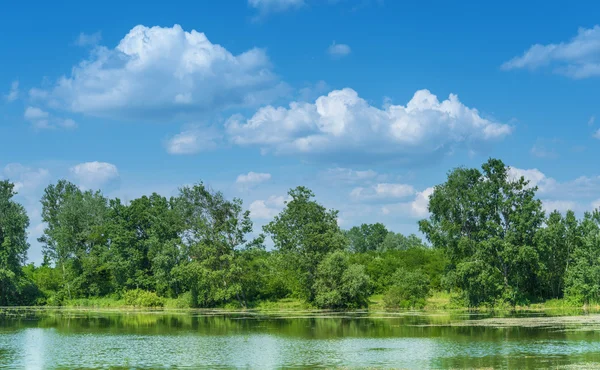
[2,0,600,263]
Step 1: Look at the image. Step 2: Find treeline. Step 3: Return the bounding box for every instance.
[2,158,600,309]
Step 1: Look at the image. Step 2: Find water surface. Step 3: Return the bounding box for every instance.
[1,308,600,369]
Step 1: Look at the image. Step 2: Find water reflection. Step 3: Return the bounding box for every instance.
[1,309,600,369]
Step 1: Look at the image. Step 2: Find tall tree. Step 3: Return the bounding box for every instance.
[345,223,388,253]
[264,186,346,302]
[419,158,545,306]
[0,181,30,305]
[39,180,109,298]
[173,183,252,307]
[535,210,581,298]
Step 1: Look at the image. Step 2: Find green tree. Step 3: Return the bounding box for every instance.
[106,194,183,294]
[419,158,545,306]
[345,223,388,253]
[380,232,426,251]
[564,211,600,304]
[39,180,109,299]
[264,186,346,302]
[173,183,252,307]
[383,269,431,309]
[313,251,371,309]
[535,210,581,299]
[0,180,31,305]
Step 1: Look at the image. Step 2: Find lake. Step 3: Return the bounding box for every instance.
[2,308,600,369]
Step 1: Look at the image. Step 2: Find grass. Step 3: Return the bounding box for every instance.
[25,292,600,316]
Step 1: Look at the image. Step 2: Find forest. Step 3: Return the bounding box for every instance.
[2,158,600,310]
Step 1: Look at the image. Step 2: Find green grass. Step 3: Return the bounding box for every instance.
[254,298,313,311]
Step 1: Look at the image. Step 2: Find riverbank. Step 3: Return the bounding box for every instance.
[7,292,600,317]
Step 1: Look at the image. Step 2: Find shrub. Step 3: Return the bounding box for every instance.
[313,251,371,309]
[383,269,431,309]
[123,289,164,308]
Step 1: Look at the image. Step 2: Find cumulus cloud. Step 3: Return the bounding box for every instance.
[380,186,434,218]
[2,164,50,195]
[351,183,415,201]
[502,25,600,78]
[328,42,351,58]
[249,195,289,219]
[226,88,512,162]
[5,81,19,102]
[248,0,305,15]
[70,161,119,188]
[542,200,578,214]
[508,166,600,214]
[30,24,286,121]
[166,126,219,155]
[236,172,272,186]
[507,166,556,192]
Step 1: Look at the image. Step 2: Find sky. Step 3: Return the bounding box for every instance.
[2,0,600,264]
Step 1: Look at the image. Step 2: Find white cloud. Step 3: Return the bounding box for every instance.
[70,161,119,188]
[249,195,289,219]
[323,167,378,183]
[410,187,434,217]
[351,182,415,201]
[507,166,556,192]
[328,42,351,58]
[380,186,434,218]
[542,200,578,214]
[5,80,19,102]
[75,31,102,46]
[593,128,600,139]
[249,0,305,15]
[502,25,600,79]
[592,199,600,210]
[24,106,49,120]
[2,164,50,195]
[166,126,219,155]
[23,106,77,130]
[31,24,286,121]
[589,115,596,126]
[236,172,272,185]
[226,88,512,162]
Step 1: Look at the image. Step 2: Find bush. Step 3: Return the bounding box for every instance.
[383,269,431,309]
[123,289,164,308]
[313,251,371,309]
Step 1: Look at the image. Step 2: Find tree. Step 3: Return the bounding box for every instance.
[345,223,388,253]
[380,232,426,251]
[383,269,431,309]
[419,158,545,306]
[535,210,581,299]
[173,183,252,307]
[564,211,600,304]
[264,186,346,302]
[0,181,31,305]
[106,194,183,294]
[313,251,371,309]
[38,180,109,299]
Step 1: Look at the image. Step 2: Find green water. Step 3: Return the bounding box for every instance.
[2,309,600,369]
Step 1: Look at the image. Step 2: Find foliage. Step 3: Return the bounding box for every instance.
[0,180,34,305]
[313,251,371,309]
[383,269,431,309]
[264,186,346,302]
[123,289,164,307]
[7,158,600,310]
[420,158,545,307]
[345,223,388,253]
